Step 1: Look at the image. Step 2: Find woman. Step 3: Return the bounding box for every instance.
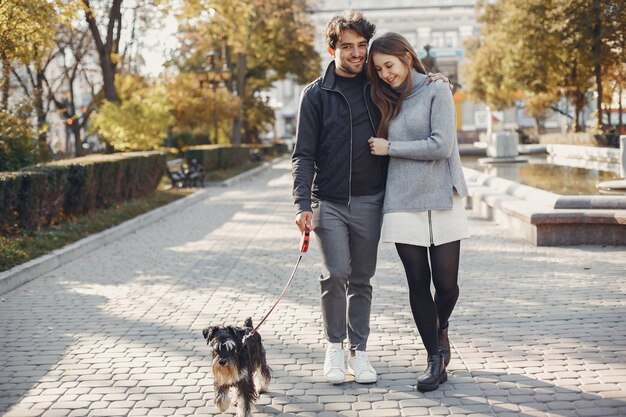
[366,32,469,392]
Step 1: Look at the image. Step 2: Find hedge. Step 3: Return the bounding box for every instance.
[184,145,249,171]
[0,151,164,234]
[183,143,288,170]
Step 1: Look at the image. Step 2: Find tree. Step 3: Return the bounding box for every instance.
[535,0,624,131]
[165,72,240,143]
[599,0,625,131]
[176,0,320,144]
[90,75,173,151]
[10,46,61,157]
[80,0,123,103]
[45,23,99,157]
[464,0,624,132]
[0,110,38,170]
[0,0,77,162]
[80,0,168,103]
[463,0,519,121]
[10,20,95,158]
[0,0,58,109]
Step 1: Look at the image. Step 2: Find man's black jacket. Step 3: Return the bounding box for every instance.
[292,61,387,213]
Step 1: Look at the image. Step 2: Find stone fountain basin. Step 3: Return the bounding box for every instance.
[463,167,626,246]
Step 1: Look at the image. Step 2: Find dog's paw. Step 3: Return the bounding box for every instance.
[214,391,230,412]
[236,407,252,417]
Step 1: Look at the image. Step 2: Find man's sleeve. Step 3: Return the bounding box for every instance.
[292,87,320,214]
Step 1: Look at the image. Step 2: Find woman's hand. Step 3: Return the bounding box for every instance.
[368,137,390,156]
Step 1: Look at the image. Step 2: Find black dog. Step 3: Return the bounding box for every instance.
[202,318,271,417]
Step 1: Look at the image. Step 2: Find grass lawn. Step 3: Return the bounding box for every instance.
[0,159,268,272]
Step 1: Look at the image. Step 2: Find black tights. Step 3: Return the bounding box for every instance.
[395,241,460,356]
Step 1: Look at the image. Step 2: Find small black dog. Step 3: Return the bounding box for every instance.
[202,318,271,417]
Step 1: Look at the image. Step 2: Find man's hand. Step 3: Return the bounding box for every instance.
[427,72,452,90]
[295,211,314,233]
[368,137,390,156]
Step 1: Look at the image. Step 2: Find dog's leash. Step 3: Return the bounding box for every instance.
[241,226,311,347]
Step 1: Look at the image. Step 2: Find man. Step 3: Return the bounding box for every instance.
[292,10,447,384]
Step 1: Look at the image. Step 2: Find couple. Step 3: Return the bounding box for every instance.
[291,10,469,392]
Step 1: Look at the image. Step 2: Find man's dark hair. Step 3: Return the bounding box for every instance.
[324,10,376,50]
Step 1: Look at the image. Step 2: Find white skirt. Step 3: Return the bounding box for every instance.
[381,195,470,247]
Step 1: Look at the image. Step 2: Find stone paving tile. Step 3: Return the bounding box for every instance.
[1,159,625,417]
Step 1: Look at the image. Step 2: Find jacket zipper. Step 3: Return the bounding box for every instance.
[428,210,434,246]
[341,90,353,206]
[321,81,377,206]
[323,86,353,206]
[363,82,385,178]
[363,82,376,134]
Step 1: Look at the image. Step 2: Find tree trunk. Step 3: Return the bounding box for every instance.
[592,0,603,130]
[574,90,585,133]
[35,91,49,158]
[243,122,250,144]
[619,83,623,134]
[231,52,246,146]
[34,72,48,151]
[1,56,10,110]
[82,0,121,103]
[100,52,119,102]
[73,123,83,156]
[534,117,541,136]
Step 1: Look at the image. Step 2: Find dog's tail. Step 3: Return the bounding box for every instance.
[244,317,253,329]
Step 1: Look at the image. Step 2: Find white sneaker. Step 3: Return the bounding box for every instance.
[323,343,345,384]
[347,350,377,383]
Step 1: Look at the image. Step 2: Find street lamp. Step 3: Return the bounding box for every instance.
[201,51,231,144]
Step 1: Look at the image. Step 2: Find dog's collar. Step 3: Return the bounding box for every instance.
[240,330,254,352]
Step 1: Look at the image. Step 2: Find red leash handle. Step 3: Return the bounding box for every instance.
[299,226,311,253]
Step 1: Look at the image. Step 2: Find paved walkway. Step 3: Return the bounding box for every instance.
[1,158,625,417]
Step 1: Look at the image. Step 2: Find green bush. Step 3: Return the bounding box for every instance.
[0,110,38,171]
[594,133,620,148]
[271,143,289,154]
[0,152,165,233]
[0,173,27,233]
[168,131,210,150]
[183,143,287,173]
[90,76,173,152]
[184,145,249,171]
[0,171,62,232]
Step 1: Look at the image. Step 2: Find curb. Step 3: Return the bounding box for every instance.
[0,158,282,296]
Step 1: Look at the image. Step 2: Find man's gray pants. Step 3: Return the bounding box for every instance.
[312,191,383,351]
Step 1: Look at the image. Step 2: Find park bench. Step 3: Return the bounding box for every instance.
[166,158,205,188]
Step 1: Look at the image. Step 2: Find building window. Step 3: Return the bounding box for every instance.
[284,116,296,137]
[430,31,459,49]
[430,32,444,48]
[401,32,417,48]
[444,31,458,48]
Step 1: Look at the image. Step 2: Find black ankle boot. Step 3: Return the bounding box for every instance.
[417,353,447,392]
[438,325,450,367]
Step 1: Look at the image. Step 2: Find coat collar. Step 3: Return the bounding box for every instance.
[321,60,368,90]
[411,69,428,90]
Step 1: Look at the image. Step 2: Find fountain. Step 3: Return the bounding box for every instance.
[596,135,626,195]
[481,131,529,164]
[477,108,528,165]
[460,133,626,246]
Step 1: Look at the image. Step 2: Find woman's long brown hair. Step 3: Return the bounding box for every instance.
[366,32,426,138]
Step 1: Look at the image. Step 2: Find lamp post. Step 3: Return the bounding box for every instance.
[202,51,231,144]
